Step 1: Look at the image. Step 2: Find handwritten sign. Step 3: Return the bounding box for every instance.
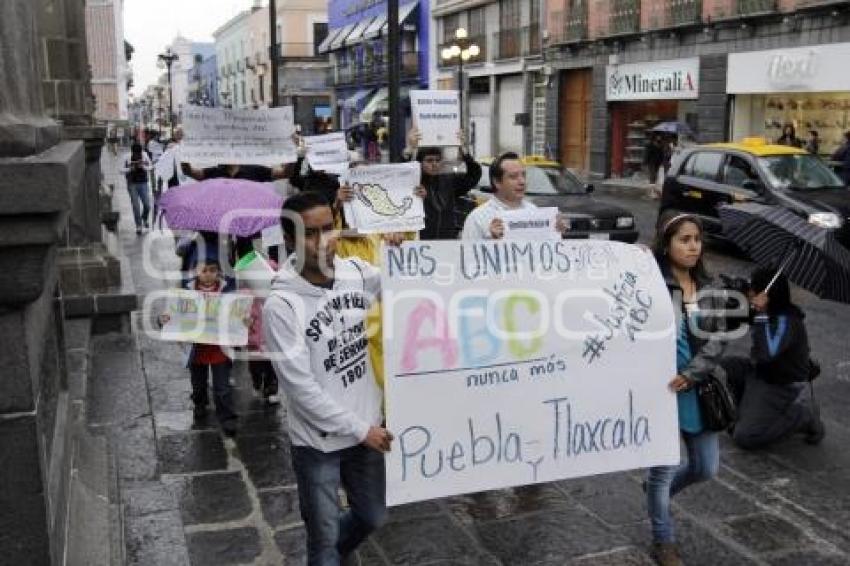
[410,90,461,147]
[306,132,349,172]
[381,240,679,505]
[182,107,296,166]
[501,207,560,240]
[343,163,424,233]
[160,290,253,346]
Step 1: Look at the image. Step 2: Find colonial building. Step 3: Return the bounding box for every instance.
[166,35,215,120]
[429,0,544,157]
[544,0,850,178]
[320,0,430,130]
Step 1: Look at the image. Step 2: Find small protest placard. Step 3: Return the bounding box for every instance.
[343,163,424,233]
[182,107,297,166]
[305,132,349,173]
[160,290,253,346]
[501,207,561,240]
[410,90,461,147]
[381,240,678,505]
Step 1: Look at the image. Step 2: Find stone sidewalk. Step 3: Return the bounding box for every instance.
[100,151,850,566]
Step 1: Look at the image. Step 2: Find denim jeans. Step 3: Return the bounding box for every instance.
[127,181,151,228]
[292,443,387,566]
[647,430,719,543]
[189,362,236,422]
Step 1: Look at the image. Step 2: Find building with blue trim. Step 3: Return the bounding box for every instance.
[318,0,430,129]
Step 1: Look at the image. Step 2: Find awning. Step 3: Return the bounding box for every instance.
[329,23,356,51]
[317,27,343,53]
[363,14,387,40]
[343,89,375,110]
[345,17,374,46]
[362,1,418,40]
[360,86,411,122]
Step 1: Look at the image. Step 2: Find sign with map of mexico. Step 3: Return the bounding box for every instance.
[381,240,680,505]
[342,162,424,234]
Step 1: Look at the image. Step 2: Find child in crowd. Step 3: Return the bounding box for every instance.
[161,255,239,436]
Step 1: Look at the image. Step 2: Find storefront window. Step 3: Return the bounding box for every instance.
[733,93,850,156]
[757,154,844,190]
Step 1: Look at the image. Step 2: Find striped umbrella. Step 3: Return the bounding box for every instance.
[718,202,850,304]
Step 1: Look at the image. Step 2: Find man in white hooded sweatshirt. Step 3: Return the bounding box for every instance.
[262,191,394,566]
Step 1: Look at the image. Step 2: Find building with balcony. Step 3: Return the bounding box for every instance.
[430,0,543,157]
[319,0,430,130]
[214,0,332,132]
[273,0,333,133]
[544,0,850,178]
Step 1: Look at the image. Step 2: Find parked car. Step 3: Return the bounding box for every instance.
[660,138,850,247]
[455,156,639,242]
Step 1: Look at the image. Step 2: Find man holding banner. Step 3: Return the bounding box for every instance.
[461,152,567,240]
[263,192,394,566]
[403,126,482,240]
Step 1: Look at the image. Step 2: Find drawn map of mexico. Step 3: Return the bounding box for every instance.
[353,182,413,217]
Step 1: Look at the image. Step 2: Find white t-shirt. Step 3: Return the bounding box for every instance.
[461,197,537,240]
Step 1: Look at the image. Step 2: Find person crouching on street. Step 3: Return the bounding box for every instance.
[263,191,394,566]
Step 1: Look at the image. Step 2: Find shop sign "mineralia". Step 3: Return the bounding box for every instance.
[606,57,700,101]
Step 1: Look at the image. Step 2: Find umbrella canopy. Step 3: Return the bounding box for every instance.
[158,178,283,237]
[650,121,694,137]
[719,202,850,303]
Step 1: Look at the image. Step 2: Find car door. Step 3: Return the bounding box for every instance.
[671,151,726,223]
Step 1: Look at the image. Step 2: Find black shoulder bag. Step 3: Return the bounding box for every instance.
[697,375,737,432]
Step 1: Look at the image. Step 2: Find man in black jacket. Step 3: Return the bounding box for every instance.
[403,127,482,240]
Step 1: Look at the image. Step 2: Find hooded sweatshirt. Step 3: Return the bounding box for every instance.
[262,254,383,452]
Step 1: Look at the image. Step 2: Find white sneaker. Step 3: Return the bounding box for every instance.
[229,377,236,387]
[266,394,281,405]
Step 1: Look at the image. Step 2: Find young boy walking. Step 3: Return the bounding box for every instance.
[263,192,394,565]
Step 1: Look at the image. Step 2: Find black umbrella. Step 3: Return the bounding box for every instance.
[718,202,850,303]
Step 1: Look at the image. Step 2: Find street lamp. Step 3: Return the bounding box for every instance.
[157,48,179,138]
[440,28,480,135]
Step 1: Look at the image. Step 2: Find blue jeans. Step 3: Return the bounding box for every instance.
[292,443,387,566]
[189,362,235,422]
[647,430,719,543]
[127,181,151,228]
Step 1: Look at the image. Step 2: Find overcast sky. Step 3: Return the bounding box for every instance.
[125,0,260,96]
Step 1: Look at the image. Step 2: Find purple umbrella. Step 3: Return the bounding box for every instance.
[158,178,284,237]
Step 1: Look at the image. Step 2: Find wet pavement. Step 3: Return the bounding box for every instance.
[101,152,850,565]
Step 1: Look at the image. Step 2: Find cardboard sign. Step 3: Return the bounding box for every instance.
[160,290,253,346]
[381,240,679,505]
[410,90,461,147]
[305,132,349,172]
[182,107,297,166]
[343,163,424,233]
[501,207,561,240]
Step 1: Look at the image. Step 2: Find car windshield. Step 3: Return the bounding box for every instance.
[757,154,844,191]
[525,166,585,195]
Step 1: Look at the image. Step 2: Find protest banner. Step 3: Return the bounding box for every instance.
[305,132,349,172]
[182,107,297,166]
[410,90,461,147]
[160,290,253,346]
[343,162,424,233]
[381,240,679,505]
[501,207,561,240]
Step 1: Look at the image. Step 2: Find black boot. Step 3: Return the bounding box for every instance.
[804,405,826,445]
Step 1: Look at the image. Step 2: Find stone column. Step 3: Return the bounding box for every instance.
[0,1,84,564]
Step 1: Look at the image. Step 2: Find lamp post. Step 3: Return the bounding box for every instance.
[157,48,179,138]
[440,28,480,136]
